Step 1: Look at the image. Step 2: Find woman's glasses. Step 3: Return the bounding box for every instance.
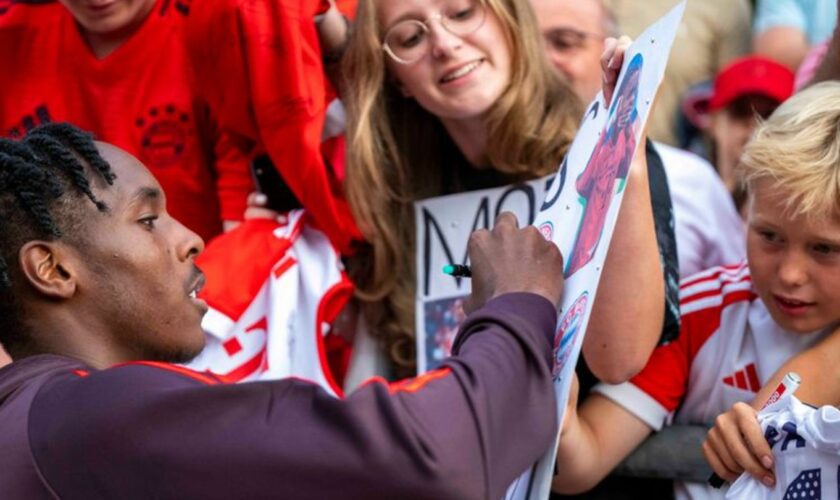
[382,0,487,64]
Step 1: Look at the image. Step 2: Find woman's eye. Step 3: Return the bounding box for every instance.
[450,7,474,20]
[401,32,424,48]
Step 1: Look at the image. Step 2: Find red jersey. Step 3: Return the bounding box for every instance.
[0,0,252,242]
[185,0,362,254]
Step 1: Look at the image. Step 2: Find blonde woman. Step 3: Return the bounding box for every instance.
[341,0,666,379]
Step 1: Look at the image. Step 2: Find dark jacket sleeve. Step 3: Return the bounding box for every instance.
[29,293,558,500]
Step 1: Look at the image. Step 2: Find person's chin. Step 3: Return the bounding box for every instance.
[154,328,207,365]
[163,341,206,365]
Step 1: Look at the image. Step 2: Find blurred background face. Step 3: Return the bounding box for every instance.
[530,0,607,103]
[59,0,156,36]
[710,95,779,193]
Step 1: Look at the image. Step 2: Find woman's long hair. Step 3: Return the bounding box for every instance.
[342,0,582,376]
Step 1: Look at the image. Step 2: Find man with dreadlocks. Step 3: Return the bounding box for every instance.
[0,123,568,498]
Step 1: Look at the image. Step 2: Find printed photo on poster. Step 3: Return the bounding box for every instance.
[423,295,468,371]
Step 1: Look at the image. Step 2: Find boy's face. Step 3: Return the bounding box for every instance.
[59,0,156,36]
[747,180,840,334]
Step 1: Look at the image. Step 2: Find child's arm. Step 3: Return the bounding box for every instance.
[702,324,840,485]
[583,39,664,384]
[584,128,664,383]
[553,390,655,493]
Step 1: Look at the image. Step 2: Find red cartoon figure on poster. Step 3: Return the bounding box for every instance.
[565,54,644,278]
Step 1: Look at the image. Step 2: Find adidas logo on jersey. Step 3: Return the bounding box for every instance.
[722,363,760,392]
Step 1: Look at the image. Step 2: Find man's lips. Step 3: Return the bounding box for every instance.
[187,268,206,299]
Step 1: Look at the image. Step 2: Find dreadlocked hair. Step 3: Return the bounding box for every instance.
[0,122,115,358]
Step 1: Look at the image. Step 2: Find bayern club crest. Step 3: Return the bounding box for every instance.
[552,291,589,379]
[537,221,554,241]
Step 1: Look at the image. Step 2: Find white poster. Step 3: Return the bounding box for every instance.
[415,176,554,372]
[507,4,686,498]
[414,3,686,498]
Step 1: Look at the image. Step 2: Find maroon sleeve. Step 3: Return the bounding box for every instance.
[29,293,558,500]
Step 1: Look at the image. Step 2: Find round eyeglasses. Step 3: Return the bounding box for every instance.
[382,0,487,65]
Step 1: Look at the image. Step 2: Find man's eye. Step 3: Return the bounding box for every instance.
[545,29,585,51]
[547,35,574,51]
[139,216,158,229]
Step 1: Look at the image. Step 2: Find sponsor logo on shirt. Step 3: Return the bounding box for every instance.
[722,362,761,392]
[135,104,191,167]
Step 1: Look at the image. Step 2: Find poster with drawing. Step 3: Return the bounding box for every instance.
[508,4,686,499]
[415,2,685,500]
[414,4,684,497]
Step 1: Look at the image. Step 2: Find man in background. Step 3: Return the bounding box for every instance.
[602,0,752,147]
[530,0,746,280]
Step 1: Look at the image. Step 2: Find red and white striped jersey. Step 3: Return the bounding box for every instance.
[594,262,832,499]
[188,211,353,397]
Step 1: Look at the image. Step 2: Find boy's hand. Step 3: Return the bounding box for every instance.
[702,402,776,487]
[464,212,564,314]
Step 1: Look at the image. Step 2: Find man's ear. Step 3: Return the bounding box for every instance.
[18,241,77,299]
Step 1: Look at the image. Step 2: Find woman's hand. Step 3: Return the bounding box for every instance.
[600,36,633,106]
[702,402,776,487]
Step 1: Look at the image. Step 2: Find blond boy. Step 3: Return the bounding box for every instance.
[553,82,840,500]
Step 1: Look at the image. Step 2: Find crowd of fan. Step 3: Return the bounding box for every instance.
[1,0,840,498]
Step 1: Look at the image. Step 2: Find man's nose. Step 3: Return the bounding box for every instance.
[176,221,205,261]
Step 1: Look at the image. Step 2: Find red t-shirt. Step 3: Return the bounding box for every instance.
[185,0,362,254]
[0,0,252,242]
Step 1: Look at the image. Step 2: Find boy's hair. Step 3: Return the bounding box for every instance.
[740,81,840,220]
[0,123,115,356]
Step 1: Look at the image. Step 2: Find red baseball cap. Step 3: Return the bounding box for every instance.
[709,56,795,112]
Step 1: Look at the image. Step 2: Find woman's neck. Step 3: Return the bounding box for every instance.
[440,116,489,167]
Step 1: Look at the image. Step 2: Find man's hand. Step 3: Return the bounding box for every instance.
[464,212,564,314]
[702,402,776,487]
